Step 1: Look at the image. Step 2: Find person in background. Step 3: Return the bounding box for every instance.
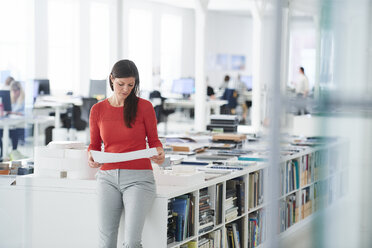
[295,67,309,97]
[294,66,309,115]
[10,80,25,114]
[220,75,238,114]
[1,76,14,90]
[219,75,230,92]
[0,81,26,160]
[206,77,216,100]
[236,74,248,124]
[88,59,165,248]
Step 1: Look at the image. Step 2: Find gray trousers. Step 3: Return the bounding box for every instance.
[96,169,156,248]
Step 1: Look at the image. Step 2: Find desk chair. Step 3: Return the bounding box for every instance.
[45,104,88,144]
[221,88,238,114]
[81,98,98,143]
[81,98,98,124]
[149,91,175,134]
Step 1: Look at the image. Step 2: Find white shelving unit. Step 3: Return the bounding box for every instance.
[0,141,348,248]
[146,141,348,248]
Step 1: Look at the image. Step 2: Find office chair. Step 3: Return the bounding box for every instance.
[81,97,98,125]
[149,90,175,134]
[221,88,238,114]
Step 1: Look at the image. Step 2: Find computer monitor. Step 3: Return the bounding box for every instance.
[0,90,12,112]
[171,78,195,96]
[240,75,253,91]
[0,70,11,85]
[34,79,50,96]
[89,80,107,100]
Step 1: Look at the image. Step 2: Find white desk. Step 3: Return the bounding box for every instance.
[0,115,54,159]
[164,99,228,115]
[0,117,24,159]
[33,96,83,128]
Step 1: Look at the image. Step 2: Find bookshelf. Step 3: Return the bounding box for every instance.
[142,140,347,248]
[277,141,348,237]
[0,139,347,247]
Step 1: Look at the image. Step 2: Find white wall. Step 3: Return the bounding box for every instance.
[205,12,253,89]
[31,0,255,96]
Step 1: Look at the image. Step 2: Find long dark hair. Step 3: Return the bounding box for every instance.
[109,60,140,128]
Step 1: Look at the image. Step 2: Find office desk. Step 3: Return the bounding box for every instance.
[33,96,83,128]
[0,115,54,159]
[164,99,228,115]
[0,117,24,159]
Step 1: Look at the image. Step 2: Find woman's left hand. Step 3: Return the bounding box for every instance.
[150,147,165,165]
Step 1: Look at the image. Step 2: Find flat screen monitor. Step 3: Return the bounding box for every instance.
[89,80,107,99]
[240,76,253,91]
[0,70,11,85]
[171,78,195,95]
[0,90,12,112]
[34,79,50,96]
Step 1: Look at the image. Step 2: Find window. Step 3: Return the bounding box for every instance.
[0,0,34,81]
[288,29,316,91]
[48,0,79,95]
[90,2,110,80]
[160,14,182,93]
[128,9,153,91]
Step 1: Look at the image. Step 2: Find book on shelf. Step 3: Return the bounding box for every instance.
[170,194,195,242]
[248,209,265,248]
[198,237,214,248]
[215,184,223,225]
[207,229,222,248]
[281,160,299,195]
[279,194,298,232]
[249,170,264,210]
[199,188,214,234]
[226,223,241,248]
[180,240,197,248]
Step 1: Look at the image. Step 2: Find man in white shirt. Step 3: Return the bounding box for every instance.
[295,67,309,96]
[295,67,309,115]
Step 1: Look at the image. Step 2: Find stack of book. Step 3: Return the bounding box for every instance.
[212,133,247,144]
[248,210,265,248]
[249,170,264,210]
[206,115,239,133]
[198,238,214,248]
[225,180,241,222]
[0,162,10,175]
[199,188,214,234]
[225,223,241,248]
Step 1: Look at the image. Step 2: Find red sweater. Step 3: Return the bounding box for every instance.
[88,98,162,170]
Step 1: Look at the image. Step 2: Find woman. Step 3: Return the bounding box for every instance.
[10,80,25,114]
[0,81,25,159]
[88,60,165,248]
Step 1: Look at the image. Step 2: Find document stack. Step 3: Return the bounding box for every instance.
[206,115,239,133]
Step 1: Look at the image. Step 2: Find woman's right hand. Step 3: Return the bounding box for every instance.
[88,151,102,168]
